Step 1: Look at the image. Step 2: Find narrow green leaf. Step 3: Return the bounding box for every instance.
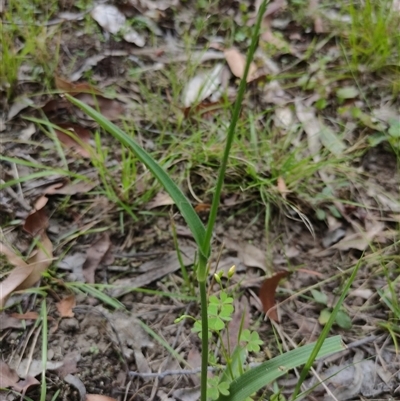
[336,310,352,329]
[318,308,332,325]
[311,289,328,305]
[318,123,345,156]
[216,336,344,401]
[65,94,207,256]
[336,86,359,99]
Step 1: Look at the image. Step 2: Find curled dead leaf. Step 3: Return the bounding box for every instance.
[259,271,289,322]
[56,295,76,318]
[0,234,53,308]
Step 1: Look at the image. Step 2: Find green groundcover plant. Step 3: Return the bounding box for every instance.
[66,0,347,399]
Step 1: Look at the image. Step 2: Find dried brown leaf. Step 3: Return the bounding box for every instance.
[54,122,92,158]
[224,239,268,272]
[20,233,53,291]
[239,243,267,271]
[224,48,258,82]
[82,233,112,283]
[0,233,53,308]
[23,208,49,236]
[10,311,39,320]
[0,244,31,309]
[0,361,20,387]
[56,295,76,318]
[45,180,99,195]
[194,203,211,213]
[13,375,40,393]
[55,76,101,95]
[0,314,25,330]
[187,346,201,385]
[259,271,289,322]
[33,195,49,211]
[332,223,385,251]
[146,191,174,210]
[75,93,125,121]
[223,297,249,351]
[277,176,290,199]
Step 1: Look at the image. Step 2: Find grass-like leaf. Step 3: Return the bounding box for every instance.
[216,335,344,401]
[66,94,208,256]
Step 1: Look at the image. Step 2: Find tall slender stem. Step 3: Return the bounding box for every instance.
[201,0,269,263]
[198,2,269,401]
[199,277,209,401]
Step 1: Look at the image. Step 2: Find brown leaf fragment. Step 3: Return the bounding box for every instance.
[75,93,125,121]
[194,203,211,213]
[55,351,81,379]
[224,48,258,82]
[55,76,101,95]
[0,314,27,330]
[187,346,201,386]
[223,297,250,351]
[82,233,112,283]
[56,295,76,318]
[172,388,201,401]
[23,208,49,236]
[86,395,118,401]
[0,243,32,309]
[239,243,267,272]
[277,176,290,199]
[13,375,40,394]
[0,241,29,269]
[20,233,53,291]
[145,191,174,210]
[33,195,49,211]
[54,122,92,158]
[224,239,268,272]
[0,361,20,387]
[10,311,39,320]
[45,180,99,195]
[0,233,54,308]
[259,271,289,322]
[7,96,34,120]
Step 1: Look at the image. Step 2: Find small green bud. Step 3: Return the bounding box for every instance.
[228,265,236,278]
[214,273,222,284]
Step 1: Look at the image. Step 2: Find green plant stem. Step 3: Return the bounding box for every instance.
[200,0,269,271]
[198,2,269,400]
[40,299,48,401]
[291,259,361,400]
[199,277,209,401]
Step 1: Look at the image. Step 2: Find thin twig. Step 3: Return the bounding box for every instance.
[129,366,217,379]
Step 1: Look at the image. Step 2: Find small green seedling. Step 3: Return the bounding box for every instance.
[311,289,352,330]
